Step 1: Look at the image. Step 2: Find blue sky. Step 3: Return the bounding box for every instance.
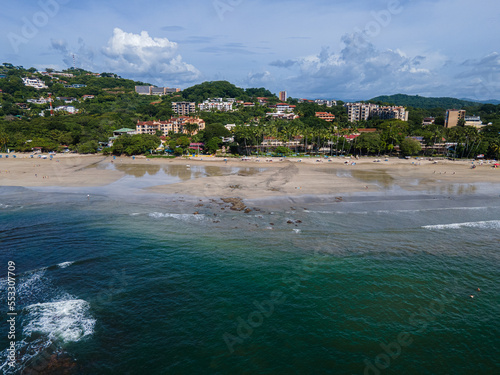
[2,0,500,100]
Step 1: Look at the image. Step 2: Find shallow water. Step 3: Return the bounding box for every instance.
[0,182,499,374]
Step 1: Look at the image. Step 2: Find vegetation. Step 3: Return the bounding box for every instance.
[1,63,500,159]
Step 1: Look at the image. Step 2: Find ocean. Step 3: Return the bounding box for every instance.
[1,167,499,374]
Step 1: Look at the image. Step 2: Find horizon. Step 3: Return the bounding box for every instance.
[2,0,500,101]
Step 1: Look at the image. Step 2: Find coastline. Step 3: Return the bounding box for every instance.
[0,153,499,200]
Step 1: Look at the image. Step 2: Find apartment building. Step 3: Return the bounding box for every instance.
[371,106,409,121]
[344,103,409,122]
[136,117,205,136]
[279,91,287,102]
[172,102,196,115]
[445,109,466,128]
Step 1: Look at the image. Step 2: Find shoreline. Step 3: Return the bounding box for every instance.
[1,153,499,200]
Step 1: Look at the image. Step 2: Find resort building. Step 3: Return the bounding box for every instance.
[315,112,336,122]
[172,102,196,115]
[445,109,466,128]
[136,117,205,136]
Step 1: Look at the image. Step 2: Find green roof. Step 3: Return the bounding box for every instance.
[113,128,135,133]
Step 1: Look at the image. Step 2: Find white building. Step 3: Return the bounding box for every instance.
[198,98,234,112]
[22,77,48,90]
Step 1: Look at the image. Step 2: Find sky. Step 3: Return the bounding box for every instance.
[1,0,500,101]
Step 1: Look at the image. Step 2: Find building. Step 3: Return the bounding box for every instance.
[445,109,466,128]
[279,91,287,101]
[172,102,196,115]
[198,98,233,112]
[135,85,181,95]
[315,112,336,122]
[371,106,409,121]
[136,117,205,136]
[344,103,409,122]
[113,128,136,137]
[344,103,378,122]
[54,105,78,114]
[27,97,52,105]
[22,77,48,89]
[464,116,484,128]
[315,99,337,107]
[423,117,435,126]
[82,95,95,100]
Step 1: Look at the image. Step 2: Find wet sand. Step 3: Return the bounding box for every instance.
[1,154,499,199]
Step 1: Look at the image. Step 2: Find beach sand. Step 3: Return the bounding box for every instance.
[0,154,498,199]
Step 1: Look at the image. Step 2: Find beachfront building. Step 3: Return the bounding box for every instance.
[344,103,409,122]
[136,117,205,136]
[172,102,196,115]
[315,112,336,121]
[22,77,48,90]
[445,109,466,128]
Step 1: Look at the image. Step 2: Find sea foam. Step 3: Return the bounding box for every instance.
[24,299,96,343]
[423,220,500,230]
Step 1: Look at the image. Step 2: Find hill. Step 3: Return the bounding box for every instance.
[369,94,478,109]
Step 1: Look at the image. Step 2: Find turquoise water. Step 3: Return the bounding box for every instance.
[1,182,499,374]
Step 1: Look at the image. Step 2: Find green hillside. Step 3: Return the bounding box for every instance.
[370,94,478,109]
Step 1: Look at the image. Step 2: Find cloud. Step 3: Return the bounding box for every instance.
[269,59,297,68]
[268,32,437,98]
[50,38,95,71]
[198,42,256,55]
[246,71,273,85]
[102,28,201,84]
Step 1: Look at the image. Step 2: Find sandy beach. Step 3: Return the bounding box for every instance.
[0,153,499,199]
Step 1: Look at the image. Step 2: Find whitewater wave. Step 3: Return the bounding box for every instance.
[57,261,74,269]
[423,220,500,230]
[148,212,205,221]
[24,299,95,343]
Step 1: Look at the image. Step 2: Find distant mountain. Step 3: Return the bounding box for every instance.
[368,94,479,109]
[460,98,500,105]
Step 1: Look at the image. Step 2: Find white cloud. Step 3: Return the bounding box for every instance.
[102,28,201,84]
[266,32,451,99]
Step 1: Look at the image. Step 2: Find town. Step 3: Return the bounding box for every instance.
[1,63,499,159]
